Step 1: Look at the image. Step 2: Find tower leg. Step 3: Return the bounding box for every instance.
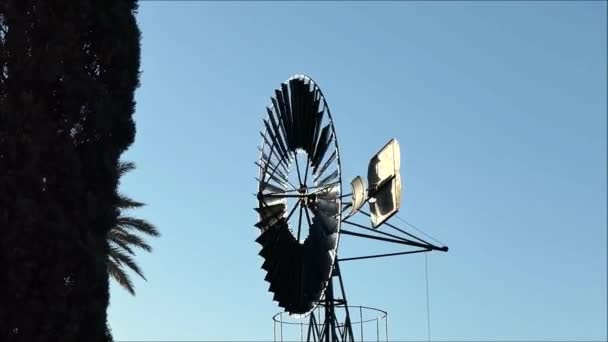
[324,279,335,342]
[307,261,354,342]
[335,262,355,341]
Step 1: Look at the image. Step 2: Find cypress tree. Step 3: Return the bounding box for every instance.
[0,1,140,341]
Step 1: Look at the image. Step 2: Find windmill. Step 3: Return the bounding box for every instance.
[255,74,448,342]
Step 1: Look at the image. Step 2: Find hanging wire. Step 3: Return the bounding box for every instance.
[360,306,364,342]
[394,215,446,247]
[425,253,431,342]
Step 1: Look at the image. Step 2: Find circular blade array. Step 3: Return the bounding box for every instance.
[255,75,342,315]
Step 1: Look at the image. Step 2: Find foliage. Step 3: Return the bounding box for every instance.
[0,1,140,341]
[108,161,160,295]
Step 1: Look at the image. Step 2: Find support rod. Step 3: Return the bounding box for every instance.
[360,210,446,250]
[338,249,430,262]
[340,229,443,251]
[342,220,413,244]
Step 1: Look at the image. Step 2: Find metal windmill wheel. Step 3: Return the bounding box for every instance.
[255,74,342,316]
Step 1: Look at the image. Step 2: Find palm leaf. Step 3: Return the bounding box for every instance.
[117,217,160,237]
[118,194,144,210]
[108,233,135,255]
[110,229,152,252]
[108,258,135,295]
[109,245,146,281]
[109,160,159,296]
[118,161,135,177]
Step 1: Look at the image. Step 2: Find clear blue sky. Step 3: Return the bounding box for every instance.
[108,2,607,341]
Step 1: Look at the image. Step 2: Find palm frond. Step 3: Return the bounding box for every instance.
[108,233,136,255]
[117,194,144,210]
[109,245,146,281]
[117,217,160,237]
[118,161,136,177]
[110,160,159,296]
[110,229,152,252]
[108,258,135,295]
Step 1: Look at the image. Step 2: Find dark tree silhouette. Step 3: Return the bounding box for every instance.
[0,1,140,341]
[109,161,160,295]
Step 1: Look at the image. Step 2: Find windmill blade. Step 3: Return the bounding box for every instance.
[271,97,289,151]
[263,119,289,168]
[305,217,333,299]
[277,85,293,148]
[309,109,325,158]
[301,246,319,304]
[289,78,302,149]
[281,247,299,311]
[324,232,338,251]
[318,169,339,186]
[303,88,321,153]
[258,145,288,175]
[255,226,274,248]
[308,216,328,242]
[316,251,334,293]
[294,78,308,150]
[316,211,339,235]
[258,156,290,187]
[316,182,340,200]
[258,140,282,171]
[269,101,289,149]
[255,213,282,231]
[311,125,331,171]
[264,223,292,284]
[300,253,315,309]
[314,150,337,182]
[256,169,288,189]
[255,160,289,185]
[266,107,290,162]
[300,79,315,151]
[284,247,303,312]
[257,219,288,256]
[257,194,287,208]
[313,198,339,217]
[259,181,285,195]
[259,130,274,154]
[274,233,302,310]
[259,234,283,272]
[256,153,289,180]
[255,203,285,220]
